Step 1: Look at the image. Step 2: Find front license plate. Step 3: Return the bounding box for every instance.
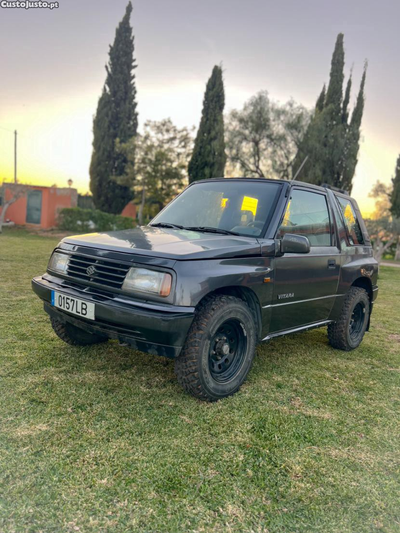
[51,291,95,320]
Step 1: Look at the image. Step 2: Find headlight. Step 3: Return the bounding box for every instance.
[122,267,172,297]
[48,252,69,274]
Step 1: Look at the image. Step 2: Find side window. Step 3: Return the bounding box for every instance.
[336,196,364,245]
[277,189,332,246]
[331,195,347,248]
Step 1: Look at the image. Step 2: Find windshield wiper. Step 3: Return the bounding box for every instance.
[184,226,240,236]
[150,222,184,230]
[151,223,241,236]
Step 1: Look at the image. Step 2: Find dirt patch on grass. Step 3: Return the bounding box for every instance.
[13,423,50,437]
[279,402,334,420]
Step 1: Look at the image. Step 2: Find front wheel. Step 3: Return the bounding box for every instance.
[174,295,257,401]
[328,287,370,351]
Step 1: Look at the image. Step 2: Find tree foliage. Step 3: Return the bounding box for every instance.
[325,33,345,114]
[293,33,367,192]
[188,65,226,183]
[365,179,400,262]
[117,119,193,224]
[390,154,400,219]
[225,91,310,179]
[315,85,326,113]
[0,183,30,234]
[342,75,352,124]
[89,2,138,214]
[341,68,366,190]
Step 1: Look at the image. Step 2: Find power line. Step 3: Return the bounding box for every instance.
[0,126,31,139]
[0,126,15,134]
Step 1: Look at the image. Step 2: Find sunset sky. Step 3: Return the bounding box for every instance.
[1,0,399,215]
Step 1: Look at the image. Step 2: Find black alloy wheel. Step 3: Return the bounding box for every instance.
[349,301,367,342]
[175,294,257,401]
[208,319,247,383]
[328,287,370,351]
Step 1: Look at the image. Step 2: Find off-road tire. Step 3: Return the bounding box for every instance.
[327,287,370,351]
[50,317,107,346]
[174,295,257,402]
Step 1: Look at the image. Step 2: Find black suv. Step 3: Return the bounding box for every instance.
[32,178,378,401]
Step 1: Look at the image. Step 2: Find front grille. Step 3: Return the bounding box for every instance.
[66,253,130,290]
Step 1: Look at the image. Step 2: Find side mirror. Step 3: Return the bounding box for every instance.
[279,233,310,254]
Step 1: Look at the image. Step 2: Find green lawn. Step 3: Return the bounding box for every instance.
[1,228,399,533]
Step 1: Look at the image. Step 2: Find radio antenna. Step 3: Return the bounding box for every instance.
[292,156,309,181]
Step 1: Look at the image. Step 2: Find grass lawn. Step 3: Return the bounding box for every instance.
[381,258,400,265]
[0,228,399,533]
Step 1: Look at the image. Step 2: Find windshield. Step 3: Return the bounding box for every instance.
[150,180,282,237]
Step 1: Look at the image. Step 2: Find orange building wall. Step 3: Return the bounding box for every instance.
[0,185,77,229]
[2,189,28,225]
[121,201,137,220]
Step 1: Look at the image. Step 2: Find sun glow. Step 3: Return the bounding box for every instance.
[351,134,398,217]
[0,92,95,193]
[0,83,397,217]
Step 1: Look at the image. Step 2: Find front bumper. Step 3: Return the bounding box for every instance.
[32,275,195,358]
[372,286,379,302]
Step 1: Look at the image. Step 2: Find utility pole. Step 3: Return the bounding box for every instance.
[14,130,17,183]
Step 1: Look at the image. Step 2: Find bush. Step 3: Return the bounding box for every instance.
[58,208,136,233]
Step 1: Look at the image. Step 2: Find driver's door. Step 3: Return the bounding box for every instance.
[270,188,340,333]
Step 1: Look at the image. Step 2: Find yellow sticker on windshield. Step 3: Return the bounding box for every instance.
[221,198,228,208]
[241,196,258,216]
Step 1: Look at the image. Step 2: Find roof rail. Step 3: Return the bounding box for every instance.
[321,183,349,195]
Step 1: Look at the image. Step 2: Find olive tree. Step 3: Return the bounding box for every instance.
[117,119,193,224]
[365,180,400,262]
[225,91,310,179]
[0,184,29,234]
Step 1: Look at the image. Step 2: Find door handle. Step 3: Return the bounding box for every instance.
[328,259,336,269]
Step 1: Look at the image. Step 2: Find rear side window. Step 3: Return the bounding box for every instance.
[331,195,347,248]
[336,197,364,245]
[277,189,332,246]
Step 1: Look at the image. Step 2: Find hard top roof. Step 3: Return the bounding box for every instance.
[189,177,349,196]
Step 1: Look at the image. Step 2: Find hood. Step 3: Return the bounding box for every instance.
[62,226,262,260]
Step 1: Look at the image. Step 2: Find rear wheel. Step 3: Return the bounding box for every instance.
[328,287,370,351]
[50,318,107,346]
[174,295,257,401]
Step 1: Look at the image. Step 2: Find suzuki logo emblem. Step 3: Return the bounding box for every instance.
[86,265,96,276]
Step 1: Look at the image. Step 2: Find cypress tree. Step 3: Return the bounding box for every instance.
[90,2,138,214]
[292,86,327,182]
[341,66,366,192]
[89,89,114,210]
[293,33,366,192]
[325,33,345,116]
[315,84,326,112]
[292,35,346,184]
[321,33,346,186]
[390,155,400,219]
[342,74,352,124]
[188,65,226,183]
